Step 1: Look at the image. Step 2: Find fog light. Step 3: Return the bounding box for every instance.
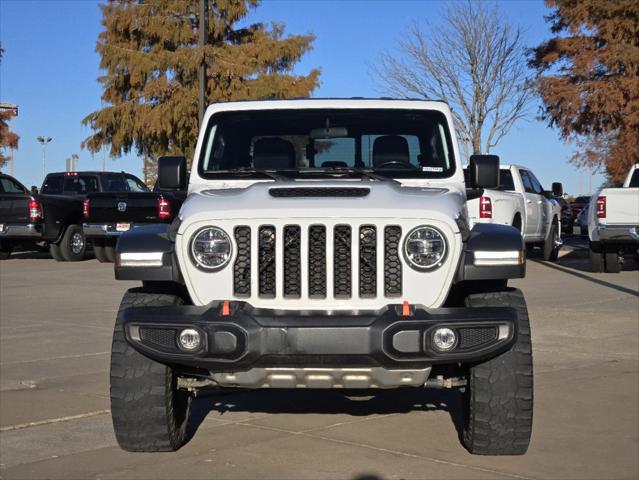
[178,328,201,351]
[432,328,456,351]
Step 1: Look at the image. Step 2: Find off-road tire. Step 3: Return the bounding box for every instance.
[60,225,86,261]
[589,248,604,272]
[543,222,559,262]
[110,288,192,452]
[49,242,65,261]
[604,251,621,273]
[462,288,533,455]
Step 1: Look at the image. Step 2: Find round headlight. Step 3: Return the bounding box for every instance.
[404,226,447,270]
[190,227,232,271]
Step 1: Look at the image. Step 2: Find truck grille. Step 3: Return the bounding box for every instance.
[232,224,402,300]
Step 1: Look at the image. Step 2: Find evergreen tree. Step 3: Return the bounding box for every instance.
[530,0,639,182]
[82,0,319,182]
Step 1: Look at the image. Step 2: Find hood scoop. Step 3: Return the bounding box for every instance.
[269,187,370,198]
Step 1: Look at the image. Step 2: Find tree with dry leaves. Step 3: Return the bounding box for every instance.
[0,44,20,170]
[530,0,639,182]
[83,0,320,183]
[371,1,532,157]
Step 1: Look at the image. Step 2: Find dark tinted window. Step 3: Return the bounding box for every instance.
[103,174,128,192]
[528,171,545,193]
[519,170,535,193]
[125,176,149,192]
[41,175,64,194]
[497,169,515,191]
[629,169,639,188]
[63,175,99,194]
[0,177,25,193]
[574,196,590,204]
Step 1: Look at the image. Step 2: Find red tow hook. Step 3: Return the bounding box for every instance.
[221,300,231,317]
[402,301,412,317]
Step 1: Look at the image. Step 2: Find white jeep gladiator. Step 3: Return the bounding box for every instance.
[588,163,639,272]
[467,164,564,261]
[111,99,532,455]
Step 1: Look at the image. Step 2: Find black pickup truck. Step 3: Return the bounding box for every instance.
[83,183,185,262]
[0,173,42,259]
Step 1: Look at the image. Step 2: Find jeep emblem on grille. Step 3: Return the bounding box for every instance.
[117,201,127,212]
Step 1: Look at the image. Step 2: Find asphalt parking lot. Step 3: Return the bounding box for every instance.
[1,241,638,480]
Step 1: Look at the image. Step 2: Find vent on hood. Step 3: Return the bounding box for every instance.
[269,187,370,198]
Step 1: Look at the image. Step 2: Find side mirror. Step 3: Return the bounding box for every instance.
[552,182,563,197]
[158,156,187,191]
[31,186,39,195]
[469,154,500,189]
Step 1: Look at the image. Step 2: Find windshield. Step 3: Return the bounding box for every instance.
[198,109,456,179]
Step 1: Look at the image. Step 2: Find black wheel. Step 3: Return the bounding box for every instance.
[49,242,65,261]
[543,222,560,262]
[59,225,87,261]
[604,251,621,273]
[110,288,192,452]
[462,288,533,455]
[0,248,12,260]
[93,244,110,263]
[589,248,604,272]
[104,245,116,263]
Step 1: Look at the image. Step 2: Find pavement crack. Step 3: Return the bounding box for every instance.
[0,409,111,432]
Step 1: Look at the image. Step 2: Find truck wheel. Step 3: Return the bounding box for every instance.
[110,288,192,452]
[0,249,12,260]
[543,222,560,262]
[49,242,65,261]
[604,251,621,273]
[104,245,116,263]
[93,243,110,263]
[589,248,604,272]
[60,225,87,261]
[462,288,533,455]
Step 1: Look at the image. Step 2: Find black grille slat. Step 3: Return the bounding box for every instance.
[359,226,377,297]
[233,226,251,297]
[308,226,327,297]
[384,226,402,296]
[139,328,178,351]
[458,327,498,349]
[334,225,352,297]
[283,226,301,297]
[259,226,276,297]
[270,187,370,198]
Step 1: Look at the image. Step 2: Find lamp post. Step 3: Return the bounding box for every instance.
[36,136,52,179]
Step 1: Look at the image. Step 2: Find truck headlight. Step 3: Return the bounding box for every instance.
[404,226,447,270]
[190,227,232,271]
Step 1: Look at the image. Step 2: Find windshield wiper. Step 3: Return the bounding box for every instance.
[224,168,291,182]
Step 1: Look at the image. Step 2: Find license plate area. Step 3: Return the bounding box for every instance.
[116,223,131,232]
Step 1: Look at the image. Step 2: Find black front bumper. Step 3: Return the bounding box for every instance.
[123,302,518,371]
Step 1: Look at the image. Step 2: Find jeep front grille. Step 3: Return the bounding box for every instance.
[233,224,402,300]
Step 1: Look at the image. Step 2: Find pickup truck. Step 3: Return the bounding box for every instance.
[588,164,639,273]
[0,173,43,259]
[109,98,533,456]
[35,171,150,261]
[467,164,563,261]
[83,183,185,262]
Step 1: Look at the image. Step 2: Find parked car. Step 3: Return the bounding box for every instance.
[83,180,185,262]
[570,195,590,221]
[109,98,533,456]
[36,171,151,261]
[554,196,573,235]
[467,164,563,261]
[578,204,589,235]
[0,173,43,259]
[588,164,639,273]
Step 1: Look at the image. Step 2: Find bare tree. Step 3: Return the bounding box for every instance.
[371,1,532,158]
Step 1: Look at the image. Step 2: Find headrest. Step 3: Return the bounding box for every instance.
[372,135,409,166]
[253,137,295,170]
[321,161,348,168]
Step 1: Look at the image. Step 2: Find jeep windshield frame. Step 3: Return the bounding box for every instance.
[197,109,457,180]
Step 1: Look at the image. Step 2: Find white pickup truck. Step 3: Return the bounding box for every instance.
[588,164,639,273]
[467,164,563,261]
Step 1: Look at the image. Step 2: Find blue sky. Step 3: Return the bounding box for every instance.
[0,0,603,194]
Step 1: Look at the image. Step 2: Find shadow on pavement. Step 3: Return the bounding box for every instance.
[187,387,466,447]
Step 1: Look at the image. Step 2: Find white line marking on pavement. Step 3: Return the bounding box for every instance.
[0,351,109,366]
[0,410,111,432]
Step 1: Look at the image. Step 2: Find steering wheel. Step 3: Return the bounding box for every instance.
[374,160,416,170]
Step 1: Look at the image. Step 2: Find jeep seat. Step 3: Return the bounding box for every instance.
[372,135,410,166]
[253,137,295,170]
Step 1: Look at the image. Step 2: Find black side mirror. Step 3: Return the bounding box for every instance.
[469,155,500,189]
[552,182,563,197]
[158,156,187,191]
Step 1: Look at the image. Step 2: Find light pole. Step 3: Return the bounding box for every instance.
[37,136,52,179]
